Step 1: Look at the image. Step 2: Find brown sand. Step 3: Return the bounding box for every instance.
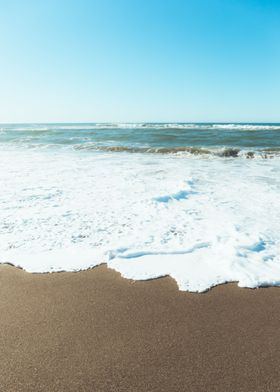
[1,264,280,392]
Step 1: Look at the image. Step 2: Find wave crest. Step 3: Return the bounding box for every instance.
[74,145,280,158]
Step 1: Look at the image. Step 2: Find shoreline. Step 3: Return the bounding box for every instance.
[1,264,280,391]
[1,260,279,293]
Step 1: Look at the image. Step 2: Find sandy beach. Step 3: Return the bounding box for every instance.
[1,264,280,392]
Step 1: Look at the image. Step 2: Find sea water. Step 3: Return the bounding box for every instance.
[1,123,280,292]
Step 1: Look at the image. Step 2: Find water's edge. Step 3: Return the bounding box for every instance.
[0,261,271,294]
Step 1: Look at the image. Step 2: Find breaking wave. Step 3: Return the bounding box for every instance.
[74,145,280,159]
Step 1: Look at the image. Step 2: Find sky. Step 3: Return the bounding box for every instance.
[0,0,279,123]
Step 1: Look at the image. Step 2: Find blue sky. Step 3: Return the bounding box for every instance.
[0,0,279,122]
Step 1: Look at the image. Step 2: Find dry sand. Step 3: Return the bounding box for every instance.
[1,264,280,392]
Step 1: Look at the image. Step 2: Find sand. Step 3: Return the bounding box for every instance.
[1,264,280,392]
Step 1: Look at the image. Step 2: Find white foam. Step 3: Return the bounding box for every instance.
[212,124,280,131]
[0,146,280,292]
[3,123,279,131]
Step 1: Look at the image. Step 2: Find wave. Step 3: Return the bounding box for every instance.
[2,139,280,158]
[1,123,280,132]
[211,124,280,131]
[76,145,212,155]
[90,123,280,131]
[74,145,280,158]
[105,123,280,131]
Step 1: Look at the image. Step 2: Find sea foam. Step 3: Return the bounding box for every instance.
[0,145,280,292]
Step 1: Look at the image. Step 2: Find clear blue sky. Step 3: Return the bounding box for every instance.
[0,0,279,123]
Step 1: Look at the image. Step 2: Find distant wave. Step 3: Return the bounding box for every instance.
[79,123,280,131]
[211,124,280,131]
[1,123,280,132]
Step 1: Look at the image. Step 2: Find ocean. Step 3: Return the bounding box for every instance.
[1,123,280,292]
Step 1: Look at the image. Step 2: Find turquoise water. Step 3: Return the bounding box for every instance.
[1,123,280,156]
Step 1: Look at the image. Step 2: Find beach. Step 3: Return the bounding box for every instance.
[1,264,280,392]
[1,0,279,389]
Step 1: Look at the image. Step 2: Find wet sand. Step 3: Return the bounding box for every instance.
[1,264,280,392]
